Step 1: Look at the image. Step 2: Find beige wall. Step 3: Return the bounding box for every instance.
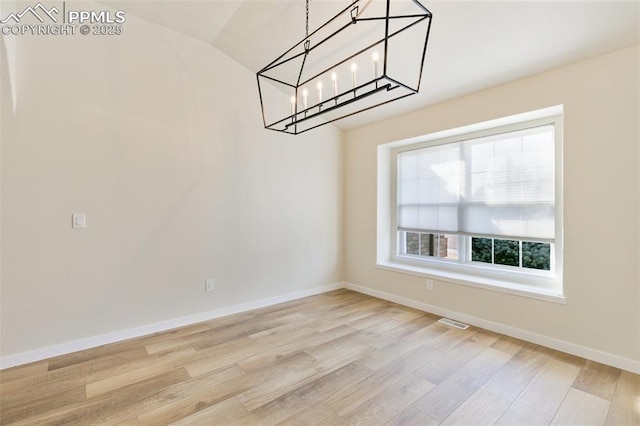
[344,46,640,363]
[0,7,343,357]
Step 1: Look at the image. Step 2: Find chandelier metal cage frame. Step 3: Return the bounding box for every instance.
[256,0,433,135]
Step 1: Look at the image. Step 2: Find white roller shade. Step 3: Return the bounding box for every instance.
[397,124,555,242]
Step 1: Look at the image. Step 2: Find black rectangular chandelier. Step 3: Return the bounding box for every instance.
[257,0,433,134]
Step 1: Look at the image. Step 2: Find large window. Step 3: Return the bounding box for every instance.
[387,113,563,296]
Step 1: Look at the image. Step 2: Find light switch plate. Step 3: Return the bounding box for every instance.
[205,279,215,292]
[72,213,86,229]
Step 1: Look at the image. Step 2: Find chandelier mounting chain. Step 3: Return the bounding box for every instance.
[305,0,309,37]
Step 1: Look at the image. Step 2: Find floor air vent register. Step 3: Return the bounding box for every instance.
[437,318,470,330]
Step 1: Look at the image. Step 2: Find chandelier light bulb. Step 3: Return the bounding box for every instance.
[302,88,309,109]
[331,72,338,96]
[317,81,323,103]
[372,51,380,79]
[351,63,358,88]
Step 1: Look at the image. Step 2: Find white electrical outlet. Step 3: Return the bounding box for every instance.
[72,213,86,229]
[426,279,434,290]
[205,279,215,292]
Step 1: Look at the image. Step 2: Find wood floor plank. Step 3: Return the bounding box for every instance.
[363,317,406,336]
[495,358,581,425]
[297,362,373,400]
[0,345,183,409]
[243,297,323,320]
[251,361,372,424]
[198,311,257,332]
[415,328,502,385]
[0,361,49,384]
[572,359,621,401]
[136,324,213,356]
[43,338,159,372]
[347,311,402,333]
[392,308,427,324]
[605,370,640,425]
[248,322,312,342]
[277,401,344,425]
[0,347,149,398]
[139,323,212,346]
[324,344,441,416]
[423,325,475,351]
[180,335,255,377]
[185,325,315,378]
[237,325,356,372]
[412,347,513,421]
[237,347,364,411]
[341,374,435,424]
[552,350,587,369]
[303,329,372,362]
[481,343,551,402]
[168,396,257,426]
[124,366,245,425]
[490,335,528,355]
[386,406,439,426]
[151,312,306,353]
[0,384,86,424]
[368,315,437,350]
[100,416,140,426]
[439,388,511,425]
[249,325,319,348]
[310,299,390,333]
[357,322,446,371]
[86,347,196,398]
[359,319,457,371]
[7,368,190,426]
[550,388,610,425]
[139,353,316,425]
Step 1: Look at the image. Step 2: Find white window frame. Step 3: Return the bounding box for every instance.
[376,106,564,302]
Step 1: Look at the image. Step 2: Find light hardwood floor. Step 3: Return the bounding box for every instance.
[1,289,638,425]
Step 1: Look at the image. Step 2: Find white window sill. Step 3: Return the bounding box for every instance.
[376,260,566,304]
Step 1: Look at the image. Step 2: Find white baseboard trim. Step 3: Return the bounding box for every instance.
[344,282,640,374]
[0,282,343,370]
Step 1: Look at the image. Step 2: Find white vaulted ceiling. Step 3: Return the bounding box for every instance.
[102,0,640,130]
